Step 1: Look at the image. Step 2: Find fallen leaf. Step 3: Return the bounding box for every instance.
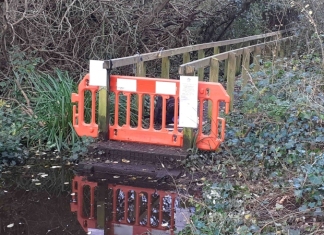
[7,223,14,228]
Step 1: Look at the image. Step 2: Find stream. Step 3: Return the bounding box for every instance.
[0,153,192,235]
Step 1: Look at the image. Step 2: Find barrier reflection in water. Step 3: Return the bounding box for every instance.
[70,175,191,235]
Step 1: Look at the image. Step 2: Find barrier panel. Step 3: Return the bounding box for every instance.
[71,74,230,150]
[70,176,177,235]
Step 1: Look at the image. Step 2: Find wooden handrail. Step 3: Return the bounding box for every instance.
[103,29,293,69]
[178,36,294,74]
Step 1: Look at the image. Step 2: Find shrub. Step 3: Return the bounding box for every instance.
[0,100,29,169]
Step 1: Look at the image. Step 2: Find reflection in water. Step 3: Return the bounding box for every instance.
[0,160,193,235]
[71,175,192,235]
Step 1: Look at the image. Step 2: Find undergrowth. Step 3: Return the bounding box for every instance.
[180,54,324,235]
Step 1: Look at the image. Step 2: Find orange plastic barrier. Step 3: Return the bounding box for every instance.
[71,74,99,137]
[71,74,230,150]
[70,176,177,234]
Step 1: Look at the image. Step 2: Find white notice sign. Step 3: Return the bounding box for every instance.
[179,76,198,128]
[88,228,104,235]
[89,60,106,86]
[117,78,137,92]
[155,81,176,95]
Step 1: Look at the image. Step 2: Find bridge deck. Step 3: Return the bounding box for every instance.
[76,140,187,189]
[88,140,187,164]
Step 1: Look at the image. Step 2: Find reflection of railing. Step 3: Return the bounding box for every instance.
[70,176,178,234]
[72,75,230,150]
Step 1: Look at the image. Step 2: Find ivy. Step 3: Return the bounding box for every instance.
[0,101,29,171]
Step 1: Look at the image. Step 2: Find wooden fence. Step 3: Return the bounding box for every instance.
[103,29,293,78]
[97,28,294,147]
[178,36,294,110]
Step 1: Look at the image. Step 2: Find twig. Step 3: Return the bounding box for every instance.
[243,114,261,138]
[0,96,33,117]
[223,145,252,192]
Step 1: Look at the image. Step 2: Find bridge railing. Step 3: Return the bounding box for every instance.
[178,35,295,111]
[102,28,293,79]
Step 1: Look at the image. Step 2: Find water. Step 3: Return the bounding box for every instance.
[0,156,192,235]
[0,163,85,234]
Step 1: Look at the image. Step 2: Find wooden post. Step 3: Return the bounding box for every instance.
[97,181,108,233]
[183,52,190,64]
[287,38,292,58]
[161,57,170,78]
[235,43,243,75]
[276,32,282,58]
[136,61,146,110]
[227,53,236,111]
[224,45,230,77]
[253,46,261,72]
[182,69,195,150]
[209,58,219,83]
[198,49,205,81]
[208,57,219,117]
[214,46,220,55]
[98,65,111,141]
[136,61,146,77]
[242,48,250,98]
[279,41,285,58]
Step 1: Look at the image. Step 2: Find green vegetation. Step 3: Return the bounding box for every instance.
[0,0,324,234]
[180,54,324,234]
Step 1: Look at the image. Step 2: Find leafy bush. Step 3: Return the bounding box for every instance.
[181,54,324,234]
[0,100,29,169]
[226,56,324,179]
[178,181,254,235]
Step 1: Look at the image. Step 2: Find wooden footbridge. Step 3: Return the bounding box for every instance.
[70,29,294,235]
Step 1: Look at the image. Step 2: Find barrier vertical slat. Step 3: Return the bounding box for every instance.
[138,94,143,129]
[91,90,96,124]
[198,98,204,135]
[124,190,128,224]
[114,92,119,126]
[147,193,152,227]
[161,97,166,129]
[149,95,155,131]
[158,195,163,229]
[135,192,140,226]
[173,97,179,131]
[78,184,83,222]
[112,188,117,222]
[90,186,95,219]
[211,99,217,137]
[170,195,175,231]
[126,93,131,126]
